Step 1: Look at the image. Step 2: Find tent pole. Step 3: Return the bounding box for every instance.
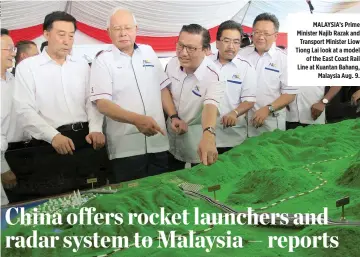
[65,0,72,13]
[240,0,252,25]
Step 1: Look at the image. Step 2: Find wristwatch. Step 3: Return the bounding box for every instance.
[267,104,275,114]
[203,127,216,136]
[170,114,181,120]
[322,98,329,105]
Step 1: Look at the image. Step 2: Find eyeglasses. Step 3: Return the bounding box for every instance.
[1,46,17,53]
[220,38,241,46]
[112,25,136,32]
[251,31,277,38]
[176,42,201,54]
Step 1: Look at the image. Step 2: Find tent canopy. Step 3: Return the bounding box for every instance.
[2,0,359,59]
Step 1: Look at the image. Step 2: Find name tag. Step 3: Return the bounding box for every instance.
[227,79,242,85]
[192,90,202,97]
[265,67,280,73]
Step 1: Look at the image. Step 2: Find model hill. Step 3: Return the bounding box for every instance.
[2,119,359,257]
[337,151,360,188]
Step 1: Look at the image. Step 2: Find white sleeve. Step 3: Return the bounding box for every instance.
[280,57,299,95]
[154,56,170,90]
[1,180,9,205]
[85,65,104,133]
[1,151,10,174]
[89,56,113,102]
[204,72,225,107]
[240,65,257,102]
[14,63,59,144]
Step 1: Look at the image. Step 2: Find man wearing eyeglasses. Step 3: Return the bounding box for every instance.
[90,8,171,183]
[1,28,17,204]
[238,13,298,136]
[210,20,257,154]
[163,24,225,170]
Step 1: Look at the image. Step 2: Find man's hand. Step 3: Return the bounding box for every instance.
[51,133,75,155]
[134,115,165,137]
[351,90,360,105]
[85,132,105,150]
[171,118,188,135]
[252,106,270,128]
[198,132,218,166]
[221,111,237,128]
[1,170,17,189]
[311,102,325,120]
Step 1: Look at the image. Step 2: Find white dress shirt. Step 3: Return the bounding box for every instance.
[165,56,225,163]
[238,44,299,136]
[287,86,326,124]
[1,72,14,205]
[90,44,170,160]
[14,50,103,144]
[210,54,257,147]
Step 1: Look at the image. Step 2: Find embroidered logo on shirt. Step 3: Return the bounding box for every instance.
[265,62,280,72]
[192,85,202,97]
[227,74,242,85]
[143,59,154,67]
[232,74,241,79]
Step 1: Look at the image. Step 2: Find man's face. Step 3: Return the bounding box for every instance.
[252,20,278,53]
[216,29,241,61]
[1,35,16,70]
[176,31,205,71]
[108,11,137,51]
[44,21,75,58]
[19,44,39,64]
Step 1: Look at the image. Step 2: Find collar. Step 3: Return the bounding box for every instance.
[1,71,14,82]
[112,43,140,60]
[179,56,208,81]
[254,43,277,58]
[39,50,76,66]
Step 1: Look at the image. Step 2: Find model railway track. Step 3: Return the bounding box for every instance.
[94,153,360,256]
[183,189,360,227]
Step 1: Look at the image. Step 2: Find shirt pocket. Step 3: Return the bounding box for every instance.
[264,66,281,91]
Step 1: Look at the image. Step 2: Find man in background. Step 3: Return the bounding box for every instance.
[1,28,17,204]
[210,20,256,154]
[238,13,298,136]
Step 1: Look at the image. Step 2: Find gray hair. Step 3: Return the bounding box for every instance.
[106,7,137,28]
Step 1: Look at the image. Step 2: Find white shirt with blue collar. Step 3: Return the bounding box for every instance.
[90,44,170,160]
[210,53,257,147]
[238,44,299,136]
[165,56,225,163]
[14,50,103,144]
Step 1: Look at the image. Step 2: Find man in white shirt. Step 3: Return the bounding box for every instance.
[238,13,298,137]
[12,40,39,75]
[210,20,257,154]
[1,28,17,205]
[163,24,225,170]
[90,8,170,183]
[286,86,342,129]
[14,12,107,199]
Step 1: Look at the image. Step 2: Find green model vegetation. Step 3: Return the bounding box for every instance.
[2,119,359,257]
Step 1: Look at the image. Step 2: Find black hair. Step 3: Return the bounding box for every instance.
[216,20,243,40]
[180,24,211,50]
[1,28,9,36]
[253,13,280,32]
[43,11,77,31]
[15,40,37,64]
[40,41,48,52]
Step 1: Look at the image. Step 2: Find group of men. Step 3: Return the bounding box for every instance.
[2,8,360,204]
